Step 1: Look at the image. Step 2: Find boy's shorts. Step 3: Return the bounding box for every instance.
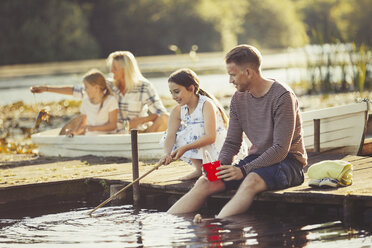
[223,154,304,191]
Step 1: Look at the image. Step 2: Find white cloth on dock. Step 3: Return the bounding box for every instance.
[307,160,353,186]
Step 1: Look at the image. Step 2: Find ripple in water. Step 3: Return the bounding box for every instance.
[0,205,371,247]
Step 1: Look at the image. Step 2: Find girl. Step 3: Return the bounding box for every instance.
[68,69,118,135]
[160,68,229,180]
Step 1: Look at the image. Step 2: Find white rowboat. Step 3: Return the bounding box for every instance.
[31,129,165,159]
[31,102,369,158]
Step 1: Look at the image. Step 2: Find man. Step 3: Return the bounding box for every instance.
[167,44,307,220]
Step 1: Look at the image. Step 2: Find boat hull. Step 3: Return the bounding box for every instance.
[31,128,165,159]
[301,102,368,155]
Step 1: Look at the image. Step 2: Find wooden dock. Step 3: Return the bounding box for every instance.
[135,152,372,223]
[1,152,372,223]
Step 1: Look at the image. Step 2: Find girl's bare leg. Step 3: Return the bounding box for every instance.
[178,159,202,181]
[59,115,85,135]
[168,177,225,214]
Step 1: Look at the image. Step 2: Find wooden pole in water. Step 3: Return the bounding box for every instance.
[131,129,140,205]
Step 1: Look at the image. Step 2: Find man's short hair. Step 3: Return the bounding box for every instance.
[225,44,262,71]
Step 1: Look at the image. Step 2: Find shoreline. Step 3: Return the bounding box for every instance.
[0,49,291,79]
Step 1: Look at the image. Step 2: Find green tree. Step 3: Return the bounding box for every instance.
[196,0,249,52]
[296,0,343,44]
[0,0,99,65]
[332,0,372,47]
[89,0,220,57]
[239,0,308,48]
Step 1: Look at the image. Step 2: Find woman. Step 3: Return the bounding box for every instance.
[31,51,169,133]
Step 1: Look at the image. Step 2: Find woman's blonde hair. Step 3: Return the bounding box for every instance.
[83,69,113,110]
[106,51,147,92]
[168,68,229,127]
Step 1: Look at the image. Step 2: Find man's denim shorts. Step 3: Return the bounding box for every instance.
[223,153,304,191]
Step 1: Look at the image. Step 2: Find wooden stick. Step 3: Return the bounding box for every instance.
[88,162,162,216]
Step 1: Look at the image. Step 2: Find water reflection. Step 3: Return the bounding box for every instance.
[0,205,371,247]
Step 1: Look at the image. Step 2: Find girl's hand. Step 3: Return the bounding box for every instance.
[159,154,173,165]
[30,86,47,93]
[171,146,187,160]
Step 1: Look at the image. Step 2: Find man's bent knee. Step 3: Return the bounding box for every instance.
[239,172,268,193]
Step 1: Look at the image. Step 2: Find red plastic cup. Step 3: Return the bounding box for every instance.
[202,160,221,181]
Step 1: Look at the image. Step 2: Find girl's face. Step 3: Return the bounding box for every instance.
[111,60,125,83]
[84,80,101,103]
[168,81,194,106]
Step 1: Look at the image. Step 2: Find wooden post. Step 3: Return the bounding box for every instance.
[131,129,140,205]
[314,119,320,153]
[343,196,361,225]
[110,184,128,204]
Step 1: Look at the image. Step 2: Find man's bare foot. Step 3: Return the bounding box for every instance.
[178,170,202,181]
[193,214,216,223]
[193,214,203,223]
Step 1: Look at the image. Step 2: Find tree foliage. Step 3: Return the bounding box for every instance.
[88,0,220,57]
[332,0,372,46]
[239,0,308,49]
[0,0,99,65]
[296,0,372,47]
[0,0,370,65]
[196,0,249,52]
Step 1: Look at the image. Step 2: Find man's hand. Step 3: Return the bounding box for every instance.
[216,165,243,181]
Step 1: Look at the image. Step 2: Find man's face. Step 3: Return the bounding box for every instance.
[226,62,250,92]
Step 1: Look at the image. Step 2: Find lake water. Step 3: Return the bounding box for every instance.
[1,204,371,247]
[0,68,304,105]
